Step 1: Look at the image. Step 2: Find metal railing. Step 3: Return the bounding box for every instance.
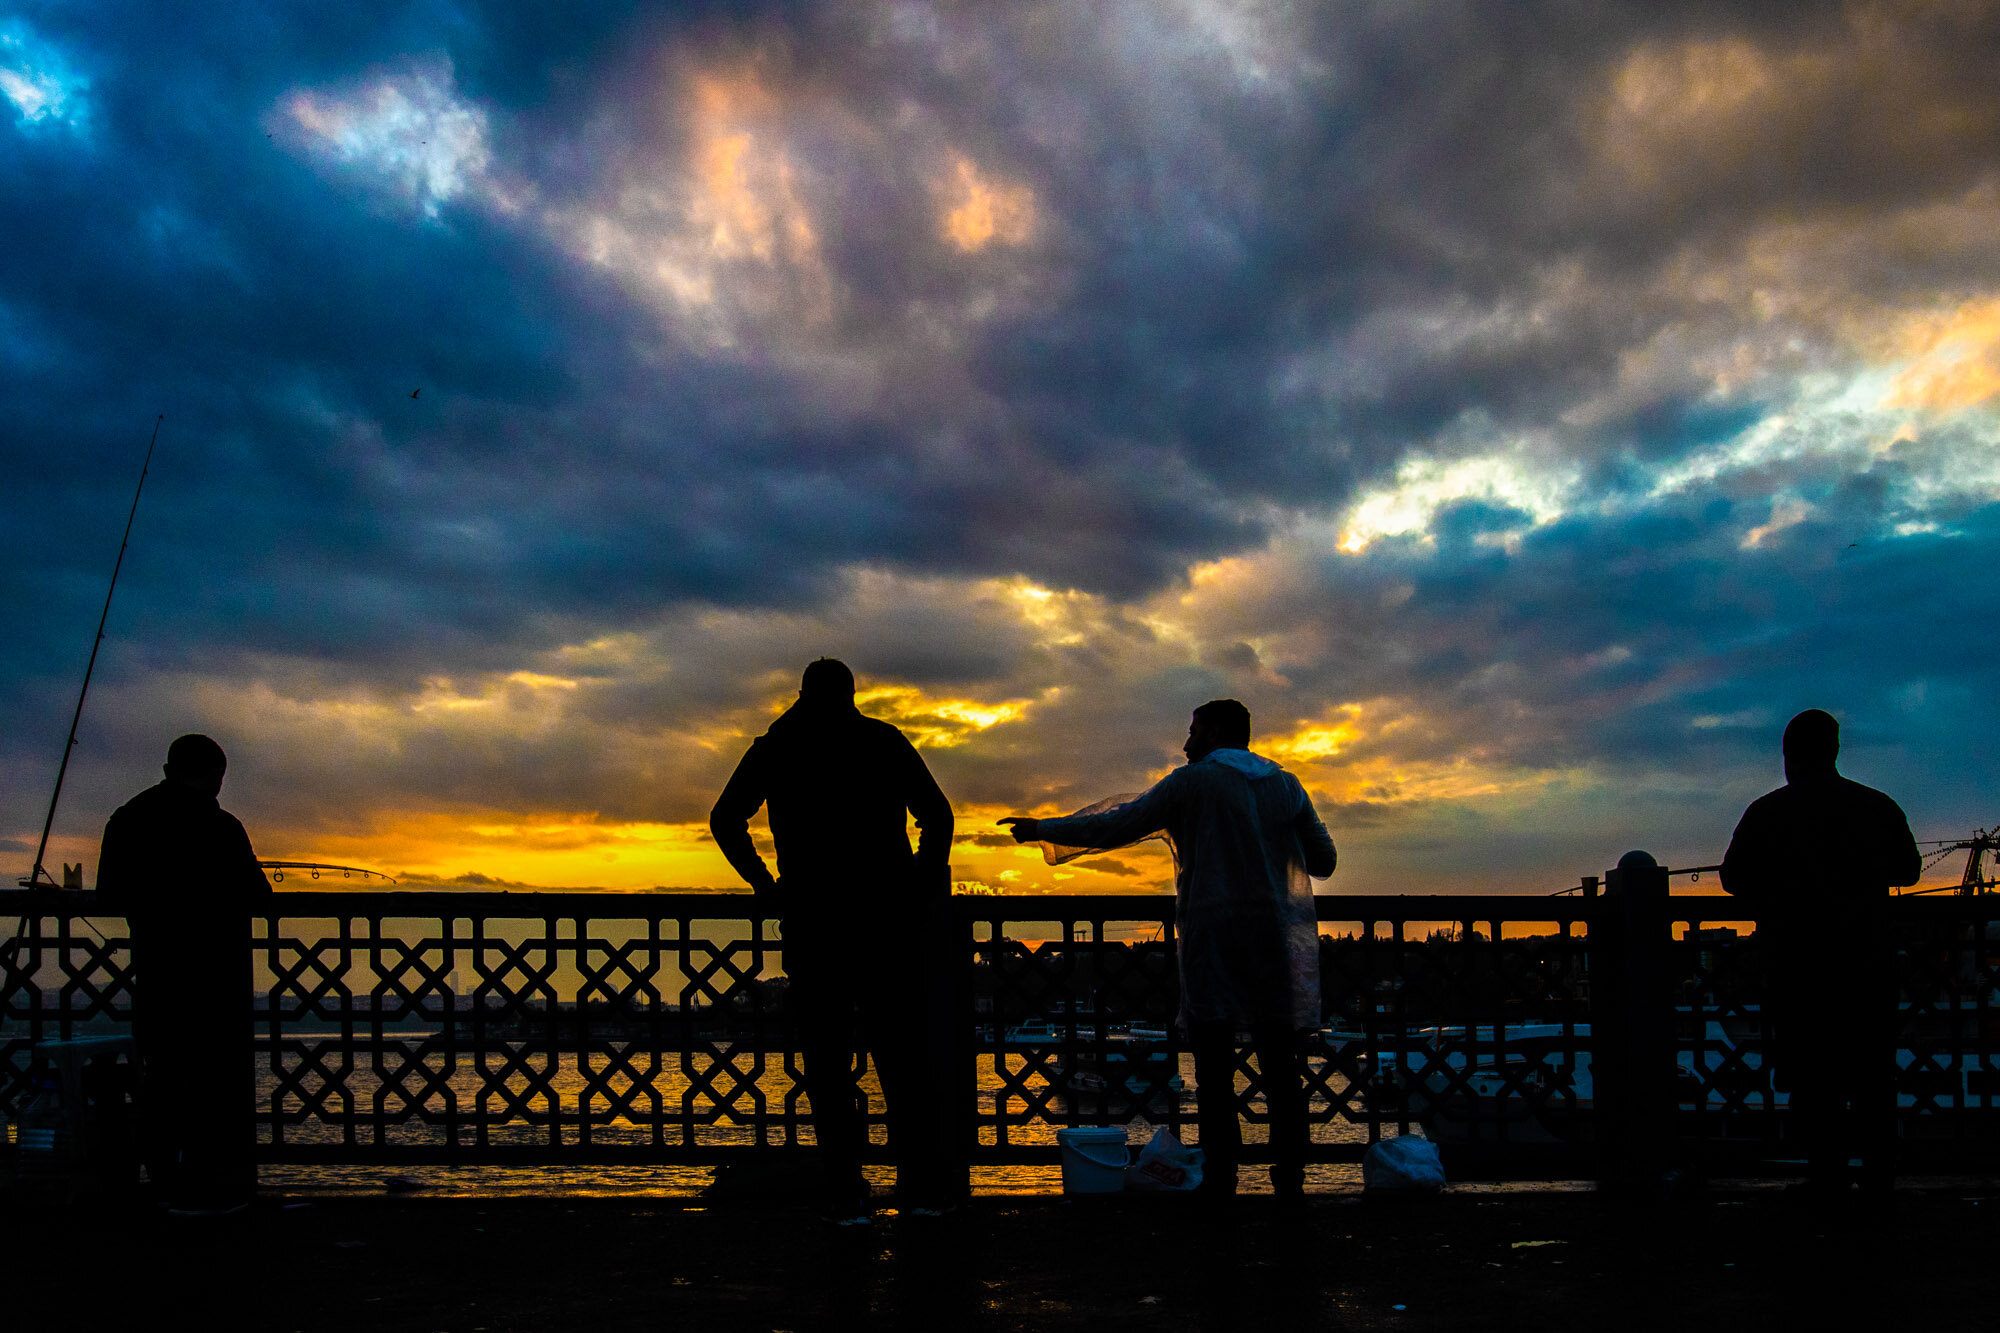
[5,880,1999,1176]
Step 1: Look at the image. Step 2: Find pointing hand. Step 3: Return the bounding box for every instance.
[997,817,1040,843]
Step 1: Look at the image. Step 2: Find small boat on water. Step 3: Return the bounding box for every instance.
[1054,1030,1186,1096]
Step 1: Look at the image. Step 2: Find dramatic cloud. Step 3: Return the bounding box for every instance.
[285,60,492,216]
[4,1,1997,897]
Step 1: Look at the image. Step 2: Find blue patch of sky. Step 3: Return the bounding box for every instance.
[0,19,86,130]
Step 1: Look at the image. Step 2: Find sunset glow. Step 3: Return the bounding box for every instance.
[5,2,1995,901]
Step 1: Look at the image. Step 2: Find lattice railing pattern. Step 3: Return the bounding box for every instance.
[1667,899,2000,1143]
[1311,901,1594,1152]
[6,889,2000,1167]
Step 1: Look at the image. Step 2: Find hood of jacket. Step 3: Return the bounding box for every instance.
[762,696,865,743]
[1199,747,1284,780]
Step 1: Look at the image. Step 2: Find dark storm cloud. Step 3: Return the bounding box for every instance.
[5,0,1998,885]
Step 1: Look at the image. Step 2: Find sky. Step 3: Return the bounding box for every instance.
[3,0,1997,898]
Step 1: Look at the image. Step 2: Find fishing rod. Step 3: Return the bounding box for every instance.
[20,414,163,889]
[259,861,397,884]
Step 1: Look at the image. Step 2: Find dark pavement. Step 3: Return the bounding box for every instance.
[12,1182,1999,1331]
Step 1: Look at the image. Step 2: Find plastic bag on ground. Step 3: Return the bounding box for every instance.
[1125,1127,1204,1191]
[1362,1135,1445,1191]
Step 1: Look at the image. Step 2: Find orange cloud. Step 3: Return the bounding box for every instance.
[943,155,1035,252]
[1882,295,2000,411]
[1261,702,1580,811]
[855,684,1037,749]
[1262,705,1365,765]
[544,63,832,343]
[688,71,819,267]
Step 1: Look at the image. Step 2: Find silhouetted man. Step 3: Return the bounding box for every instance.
[97,733,271,1213]
[1002,699,1336,1197]
[710,659,956,1223]
[1721,709,1919,1196]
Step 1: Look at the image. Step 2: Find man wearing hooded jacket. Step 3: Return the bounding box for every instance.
[1003,699,1337,1196]
[710,659,956,1222]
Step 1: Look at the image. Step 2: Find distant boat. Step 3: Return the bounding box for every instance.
[1053,1029,1185,1096]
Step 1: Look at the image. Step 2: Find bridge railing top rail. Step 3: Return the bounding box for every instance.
[6,887,1999,923]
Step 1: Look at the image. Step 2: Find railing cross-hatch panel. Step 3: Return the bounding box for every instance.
[6,888,2000,1173]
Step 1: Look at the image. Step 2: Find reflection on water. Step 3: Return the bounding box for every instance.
[259,1161,1370,1197]
[256,1048,1381,1198]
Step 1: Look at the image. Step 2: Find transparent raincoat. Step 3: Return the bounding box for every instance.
[1031,749,1336,1030]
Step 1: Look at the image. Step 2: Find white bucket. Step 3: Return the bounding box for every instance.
[1055,1127,1130,1194]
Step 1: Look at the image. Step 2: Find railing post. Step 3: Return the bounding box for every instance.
[937,890,976,1205]
[1595,850,1675,1199]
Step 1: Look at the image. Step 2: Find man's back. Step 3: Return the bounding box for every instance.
[1722,774,1920,934]
[707,660,960,1220]
[1164,752,1336,921]
[710,693,953,903]
[98,780,270,933]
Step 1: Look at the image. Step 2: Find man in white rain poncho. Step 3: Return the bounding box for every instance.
[1001,699,1336,1197]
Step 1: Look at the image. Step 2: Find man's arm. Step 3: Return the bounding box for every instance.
[224,813,273,902]
[902,739,954,892]
[95,807,135,911]
[1718,803,1774,903]
[1876,795,1922,889]
[1013,775,1177,851]
[1294,789,1337,880]
[709,742,777,894]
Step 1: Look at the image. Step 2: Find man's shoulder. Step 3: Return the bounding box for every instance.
[106,782,174,827]
[858,714,921,752]
[1748,776,1910,826]
[1832,775,1910,820]
[1183,753,1300,788]
[1738,785,1792,820]
[120,780,175,808]
[1163,760,1240,801]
